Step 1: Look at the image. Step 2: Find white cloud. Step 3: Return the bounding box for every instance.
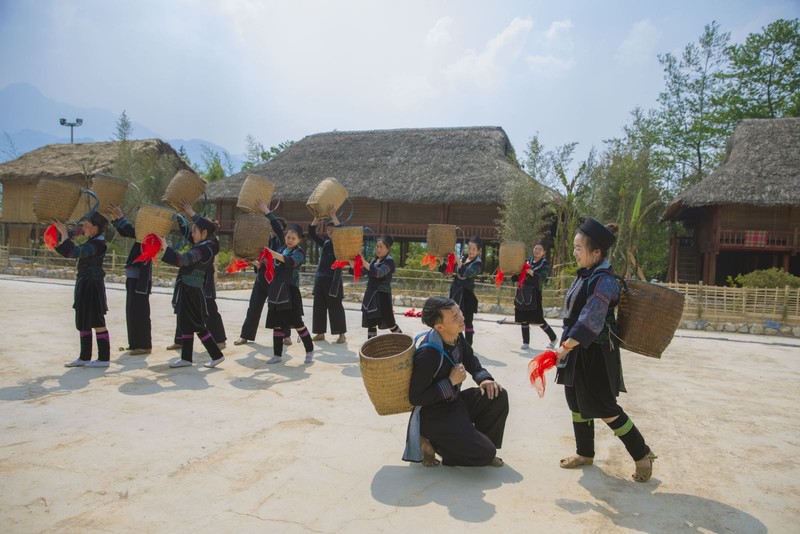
[544,18,573,45]
[526,54,575,76]
[443,17,533,91]
[615,19,660,64]
[426,16,454,47]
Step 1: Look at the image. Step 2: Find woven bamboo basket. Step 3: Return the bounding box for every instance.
[426,224,458,257]
[499,241,526,275]
[359,334,415,416]
[91,174,130,215]
[617,280,685,358]
[134,203,176,242]
[306,177,349,218]
[70,189,100,223]
[162,170,206,213]
[330,226,363,260]
[32,178,83,222]
[233,213,271,260]
[236,174,275,213]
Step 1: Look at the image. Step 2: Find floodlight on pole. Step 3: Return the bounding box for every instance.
[59,117,83,143]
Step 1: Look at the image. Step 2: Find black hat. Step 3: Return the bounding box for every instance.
[89,211,108,230]
[194,216,216,234]
[378,233,394,248]
[579,217,616,250]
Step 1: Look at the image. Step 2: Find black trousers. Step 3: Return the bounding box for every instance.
[240,279,269,341]
[205,297,226,343]
[312,278,347,335]
[125,278,151,350]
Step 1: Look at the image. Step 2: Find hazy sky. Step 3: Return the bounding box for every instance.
[1,0,797,164]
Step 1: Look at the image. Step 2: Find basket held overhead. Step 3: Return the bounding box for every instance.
[32,178,84,222]
[306,177,349,219]
[616,280,685,358]
[499,241,526,275]
[162,170,206,214]
[134,203,177,242]
[330,226,364,261]
[91,174,130,215]
[232,213,271,260]
[426,224,458,257]
[237,174,275,214]
[359,333,414,416]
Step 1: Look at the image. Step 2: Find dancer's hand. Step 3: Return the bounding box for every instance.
[479,380,503,400]
[449,363,466,386]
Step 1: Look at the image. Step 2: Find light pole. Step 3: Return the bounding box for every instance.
[59,118,83,143]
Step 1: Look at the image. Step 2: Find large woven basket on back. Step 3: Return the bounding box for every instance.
[426,224,458,257]
[617,280,685,358]
[499,241,526,275]
[91,174,130,214]
[134,204,176,242]
[162,170,206,213]
[32,178,83,222]
[306,177,349,218]
[233,213,271,260]
[237,174,275,213]
[330,226,363,260]
[359,333,415,416]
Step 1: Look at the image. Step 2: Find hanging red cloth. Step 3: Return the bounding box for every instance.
[528,350,558,398]
[444,252,456,275]
[44,225,59,250]
[133,234,161,264]
[517,262,531,288]
[404,308,422,318]
[331,253,363,282]
[225,258,251,274]
[495,268,505,288]
[258,248,275,283]
[421,253,437,270]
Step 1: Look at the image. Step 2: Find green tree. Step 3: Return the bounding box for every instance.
[656,21,731,192]
[718,18,800,120]
[112,143,183,206]
[198,145,234,182]
[241,134,295,171]
[114,110,133,142]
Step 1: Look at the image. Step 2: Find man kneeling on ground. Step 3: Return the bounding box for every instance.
[403,296,509,467]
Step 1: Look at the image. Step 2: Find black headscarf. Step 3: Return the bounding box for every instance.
[579,217,616,250]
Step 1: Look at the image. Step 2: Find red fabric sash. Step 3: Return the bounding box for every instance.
[495,268,505,288]
[258,248,275,283]
[332,253,362,281]
[133,234,161,264]
[44,225,59,250]
[225,258,251,274]
[445,252,456,275]
[421,253,437,270]
[528,350,558,398]
[517,262,531,288]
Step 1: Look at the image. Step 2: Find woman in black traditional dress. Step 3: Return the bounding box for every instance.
[513,240,558,350]
[439,235,483,345]
[308,211,347,344]
[357,234,401,339]
[54,213,112,368]
[554,217,656,482]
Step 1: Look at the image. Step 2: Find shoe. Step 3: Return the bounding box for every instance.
[311,334,325,341]
[204,356,225,368]
[85,360,110,368]
[166,343,181,350]
[335,334,347,344]
[217,342,226,350]
[129,348,152,356]
[284,337,293,346]
[233,338,249,346]
[559,455,594,469]
[169,359,192,368]
[304,351,315,364]
[489,457,504,467]
[520,343,529,350]
[266,355,282,364]
[65,359,87,368]
[632,451,657,482]
[546,341,556,350]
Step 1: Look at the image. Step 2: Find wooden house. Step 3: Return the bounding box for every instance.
[0,140,190,251]
[662,118,800,285]
[206,126,539,266]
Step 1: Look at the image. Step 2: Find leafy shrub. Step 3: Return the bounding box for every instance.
[726,268,800,288]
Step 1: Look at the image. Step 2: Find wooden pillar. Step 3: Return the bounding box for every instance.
[784,254,790,272]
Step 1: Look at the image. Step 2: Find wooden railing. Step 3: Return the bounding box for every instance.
[663,282,800,324]
[718,229,797,251]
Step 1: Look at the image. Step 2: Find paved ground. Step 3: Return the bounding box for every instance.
[1,275,799,533]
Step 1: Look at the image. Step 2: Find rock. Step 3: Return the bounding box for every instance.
[793,327,800,338]
[764,327,778,336]
[780,326,793,335]
[750,324,763,335]
[723,322,736,332]
[736,323,749,333]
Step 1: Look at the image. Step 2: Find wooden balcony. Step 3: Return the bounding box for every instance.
[719,229,798,252]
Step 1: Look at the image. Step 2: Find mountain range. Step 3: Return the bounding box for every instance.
[0,82,243,170]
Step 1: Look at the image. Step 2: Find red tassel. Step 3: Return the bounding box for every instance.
[445,252,456,275]
[517,262,531,288]
[331,260,349,270]
[404,308,422,318]
[133,234,161,264]
[421,253,437,270]
[44,225,59,250]
[495,268,505,288]
[226,258,251,274]
[353,254,363,282]
[258,248,275,283]
[528,350,558,398]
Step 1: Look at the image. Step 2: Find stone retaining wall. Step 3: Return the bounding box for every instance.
[4,266,798,338]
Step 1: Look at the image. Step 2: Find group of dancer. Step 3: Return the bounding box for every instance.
[51,206,654,482]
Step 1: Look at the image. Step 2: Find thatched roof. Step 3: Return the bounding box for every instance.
[0,139,191,182]
[207,126,534,204]
[663,118,800,221]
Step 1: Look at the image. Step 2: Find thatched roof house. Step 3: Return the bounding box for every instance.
[207,127,535,265]
[662,118,800,284]
[0,139,190,249]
